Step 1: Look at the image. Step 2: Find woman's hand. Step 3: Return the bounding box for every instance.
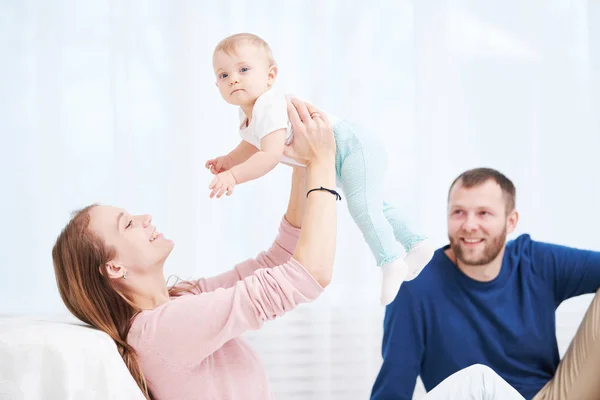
[284,98,336,168]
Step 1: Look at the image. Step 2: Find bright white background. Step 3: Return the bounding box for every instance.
[1,0,599,398]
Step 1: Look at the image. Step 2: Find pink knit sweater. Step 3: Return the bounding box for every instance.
[127,218,324,400]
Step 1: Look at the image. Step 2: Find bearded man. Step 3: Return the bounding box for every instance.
[371,168,600,400]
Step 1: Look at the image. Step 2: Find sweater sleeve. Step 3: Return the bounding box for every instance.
[371,284,425,400]
[529,238,600,304]
[141,258,323,364]
[185,217,301,293]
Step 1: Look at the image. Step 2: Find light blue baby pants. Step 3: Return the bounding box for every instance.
[333,119,426,266]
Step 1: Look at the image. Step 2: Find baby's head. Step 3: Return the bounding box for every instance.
[213,33,277,107]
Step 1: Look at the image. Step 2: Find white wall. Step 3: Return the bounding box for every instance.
[1,0,598,398]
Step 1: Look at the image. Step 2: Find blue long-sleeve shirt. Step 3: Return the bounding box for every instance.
[371,234,600,400]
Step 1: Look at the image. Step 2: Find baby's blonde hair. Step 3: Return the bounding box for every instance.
[214,33,276,66]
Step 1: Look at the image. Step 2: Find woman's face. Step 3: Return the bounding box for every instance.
[88,205,174,279]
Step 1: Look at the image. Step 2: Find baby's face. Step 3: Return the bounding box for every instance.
[213,43,276,107]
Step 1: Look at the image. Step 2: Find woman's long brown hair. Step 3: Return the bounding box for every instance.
[52,205,152,397]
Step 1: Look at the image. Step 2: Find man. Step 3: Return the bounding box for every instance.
[371,168,600,400]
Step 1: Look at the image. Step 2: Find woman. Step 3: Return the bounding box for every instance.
[52,98,338,399]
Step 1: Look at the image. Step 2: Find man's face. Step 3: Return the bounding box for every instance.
[447,179,517,266]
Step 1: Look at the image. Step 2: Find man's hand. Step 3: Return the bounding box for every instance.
[205,155,234,175]
[209,170,237,198]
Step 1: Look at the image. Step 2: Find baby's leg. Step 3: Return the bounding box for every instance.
[383,202,435,280]
[423,364,525,400]
[338,144,408,305]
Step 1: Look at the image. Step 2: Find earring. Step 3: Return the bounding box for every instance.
[123,270,127,280]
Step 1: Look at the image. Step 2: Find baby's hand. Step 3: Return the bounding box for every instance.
[209,170,237,198]
[205,155,233,175]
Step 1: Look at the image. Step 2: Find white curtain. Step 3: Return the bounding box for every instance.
[1,1,599,399]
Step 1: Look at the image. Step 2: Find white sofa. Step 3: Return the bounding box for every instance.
[0,315,145,400]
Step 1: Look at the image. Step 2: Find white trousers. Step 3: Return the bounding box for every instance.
[422,364,525,400]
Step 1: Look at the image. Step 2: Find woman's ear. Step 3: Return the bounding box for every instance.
[101,262,126,280]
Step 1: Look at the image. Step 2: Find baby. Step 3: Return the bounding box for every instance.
[207,33,434,305]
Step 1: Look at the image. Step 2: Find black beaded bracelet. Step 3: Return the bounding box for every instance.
[306,186,342,201]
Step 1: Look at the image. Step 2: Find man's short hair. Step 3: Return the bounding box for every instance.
[449,168,516,212]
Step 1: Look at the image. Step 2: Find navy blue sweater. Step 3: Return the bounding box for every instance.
[371,235,600,400]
